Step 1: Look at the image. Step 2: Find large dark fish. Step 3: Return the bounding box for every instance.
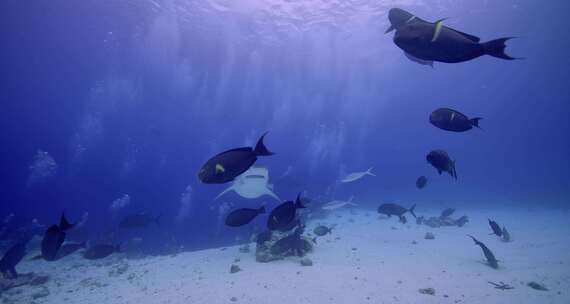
[225,206,265,227]
[198,133,274,184]
[119,214,160,229]
[377,203,417,220]
[388,8,516,63]
[488,219,502,237]
[440,208,456,219]
[468,235,498,269]
[267,194,305,231]
[83,244,120,260]
[55,241,87,260]
[0,240,28,279]
[426,150,457,179]
[416,176,427,189]
[430,108,482,132]
[41,213,74,261]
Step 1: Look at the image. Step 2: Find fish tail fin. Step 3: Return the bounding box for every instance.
[467,235,478,244]
[258,205,266,214]
[312,237,318,244]
[59,213,74,231]
[253,132,274,156]
[409,204,417,219]
[470,117,483,129]
[366,167,376,176]
[295,193,306,209]
[482,37,517,60]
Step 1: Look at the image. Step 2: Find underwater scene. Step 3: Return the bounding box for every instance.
[1,0,570,303]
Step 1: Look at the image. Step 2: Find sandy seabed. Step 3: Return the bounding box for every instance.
[4,206,570,304]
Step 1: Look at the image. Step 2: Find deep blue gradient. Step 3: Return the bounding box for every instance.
[1,0,569,250]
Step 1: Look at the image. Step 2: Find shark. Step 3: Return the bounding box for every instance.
[215,166,281,201]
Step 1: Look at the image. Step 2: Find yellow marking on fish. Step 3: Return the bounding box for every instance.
[215,164,225,174]
[432,20,444,42]
[450,112,456,121]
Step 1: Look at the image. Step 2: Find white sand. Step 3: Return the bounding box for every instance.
[6,207,570,304]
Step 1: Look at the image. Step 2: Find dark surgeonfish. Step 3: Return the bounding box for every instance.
[267,194,305,231]
[426,150,457,180]
[377,203,417,220]
[440,208,456,219]
[488,219,502,237]
[0,239,28,279]
[387,8,517,63]
[41,213,75,261]
[468,235,498,269]
[430,108,482,132]
[198,133,274,184]
[416,176,427,189]
[55,241,87,260]
[225,206,265,227]
[119,214,160,229]
[83,244,120,260]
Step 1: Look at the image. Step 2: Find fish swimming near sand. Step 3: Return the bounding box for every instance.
[501,226,511,242]
[468,235,498,269]
[215,166,281,202]
[387,8,517,64]
[267,194,305,230]
[313,224,335,236]
[225,206,265,227]
[41,213,74,261]
[430,108,482,132]
[119,213,160,229]
[321,196,357,211]
[416,176,427,189]
[377,203,417,220]
[426,150,457,180]
[341,167,375,183]
[0,239,28,279]
[198,133,274,184]
[488,219,502,237]
[83,244,120,260]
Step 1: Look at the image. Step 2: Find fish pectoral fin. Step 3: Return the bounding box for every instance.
[215,186,235,200]
[264,188,282,202]
[431,18,447,42]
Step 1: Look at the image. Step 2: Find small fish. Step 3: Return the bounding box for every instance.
[468,235,498,269]
[198,133,274,184]
[488,219,502,237]
[426,150,457,180]
[0,240,28,279]
[41,213,75,261]
[119,214,160,229]
[501,226,511,242]
[416,176,427,189]
[341,167,375,183]
[440,208,456,219]
[321,196,358,211]
[267,194,305,231]
[83,244,120,260]
[527,281,548,291]
[377,203,417,219]
[225,206,265,227]
[313,224,335,236]
[430,108,482,132]
[388,9,517,63]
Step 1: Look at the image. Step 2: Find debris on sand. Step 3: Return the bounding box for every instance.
[424,232,435,240]
[230,264,241,273]
[488,281,514,290]
[300,258,313,266]
[419,288,435,295]
[256,225,313,263]
[527,281,548,291]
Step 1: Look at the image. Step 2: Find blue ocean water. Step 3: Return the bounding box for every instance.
[0,1,569,302]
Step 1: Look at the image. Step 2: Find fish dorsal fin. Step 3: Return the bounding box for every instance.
[431,18,447,42]
[449,28,480,43]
